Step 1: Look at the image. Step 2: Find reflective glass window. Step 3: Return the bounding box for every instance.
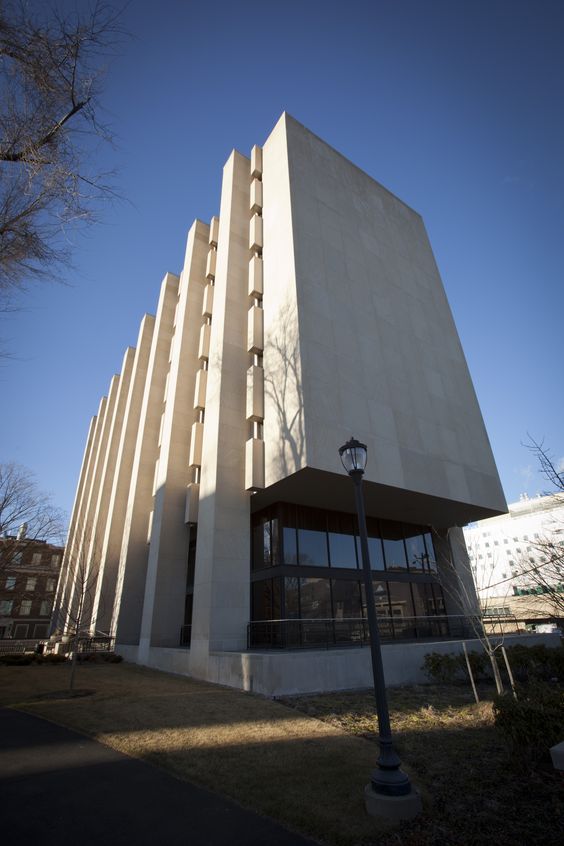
[372,580,391,617]
[387,582,416,638]
[329,532,357,568]
[433,583,446,614]
[299,577,332,618]
[367,536,385,570]
[381,521,408,571]
[252,579,281,620]
[359,580,391,616]
[423,532,438,571]
[20,599,32,616]
[360,580,393,638]
[298,529,328,567]
[271,518,280,566]
[284,576,300,618]
[404,528,427,571]
[331,579,363,619]
[411,581,436,617]
[252,519,271,570]
[364,518,385,570]
[411,582,448,636]
[283,527,298,565]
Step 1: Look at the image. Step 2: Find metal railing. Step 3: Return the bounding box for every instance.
[246,615,486,650]
[76,636,115,653]
[0,639,41,654]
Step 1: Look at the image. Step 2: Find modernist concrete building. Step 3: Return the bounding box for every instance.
[55,114,508,694]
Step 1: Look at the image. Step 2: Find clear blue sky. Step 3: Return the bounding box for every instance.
[1,0,563,521]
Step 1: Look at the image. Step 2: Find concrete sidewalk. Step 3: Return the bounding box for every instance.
[0,708,317,845]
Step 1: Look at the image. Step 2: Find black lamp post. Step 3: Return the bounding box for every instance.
[339,437,412,798]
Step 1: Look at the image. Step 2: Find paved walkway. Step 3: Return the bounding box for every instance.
[0,708,317,846]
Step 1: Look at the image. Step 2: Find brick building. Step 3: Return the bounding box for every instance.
[0,538,64,640]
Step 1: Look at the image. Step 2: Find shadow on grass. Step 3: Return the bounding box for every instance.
[278,686,564,846]
[3,667,563,846]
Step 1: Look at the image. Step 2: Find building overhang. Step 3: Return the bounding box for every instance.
[251,467,506,529]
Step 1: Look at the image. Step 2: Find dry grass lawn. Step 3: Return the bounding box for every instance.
[2,662,562,846]
[1,662,400,846]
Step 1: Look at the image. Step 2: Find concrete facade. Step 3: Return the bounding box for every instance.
[58,114,507,692]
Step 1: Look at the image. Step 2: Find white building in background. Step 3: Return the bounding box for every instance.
[55,114,509,695]
[464,494,564,609]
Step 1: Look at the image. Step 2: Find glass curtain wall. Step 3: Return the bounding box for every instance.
[250,502,446,648]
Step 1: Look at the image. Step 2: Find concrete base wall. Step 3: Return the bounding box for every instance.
[116,643,191,676]
[117,633,560,697]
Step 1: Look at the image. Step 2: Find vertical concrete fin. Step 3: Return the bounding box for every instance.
[112,273,179,646]
[138,219,209,654]
[190,150,252,676]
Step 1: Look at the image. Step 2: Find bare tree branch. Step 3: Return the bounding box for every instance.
[513,438,564,616]
[0,461,65,573]
[50,518,106,692]
[523,434,564,494]
[0,1,128,306]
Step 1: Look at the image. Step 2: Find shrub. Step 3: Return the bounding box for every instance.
[0,651,69,666]
[424,644,564,688]
[503,644,564,684]
[422,651,461,684]
[40,653,67,664]
[423,649,492,684]
[76,651,122,663]
[464,650,490,681]
[493,684,564,767]
[0,653,34,665]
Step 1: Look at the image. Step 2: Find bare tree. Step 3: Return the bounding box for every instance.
[0,1,127,307]
[0,461,65,573]
[524,435,564,493]
[435,527,508,695]
[50,520,103,693]
[513,436,564,617]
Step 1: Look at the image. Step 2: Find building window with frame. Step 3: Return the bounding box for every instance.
[381,520,408,571]
[331,579,363,619]
[40,600,52,616]
[404,526,427,571]
[327,511,358,569]
[297,529,328,567]
[0,599,14,615]
[25,577,37,592]
[299,577,332,618]
[5,576,16,590]
[32,552,42,565]
[284,576,300,618]
[282,527,298,565]
[19,599,32,616]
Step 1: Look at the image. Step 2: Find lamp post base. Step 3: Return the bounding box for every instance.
[364,783,422,821]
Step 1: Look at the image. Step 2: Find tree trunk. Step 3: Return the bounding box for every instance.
[69,635,79,695]
[489,651,504,695]
[463,641,480,703]
[501,646,517,699]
